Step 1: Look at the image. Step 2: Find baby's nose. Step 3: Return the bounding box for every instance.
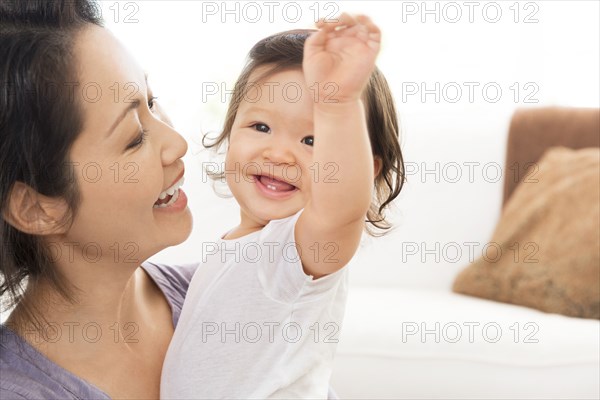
[262,143,296,164]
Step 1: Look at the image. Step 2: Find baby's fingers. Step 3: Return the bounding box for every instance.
[326,24,369,42]
[305,28,327,54]
[356,15,381,45]
[316,12,357,31]
[316,13,381,49]
[356,15,381,35]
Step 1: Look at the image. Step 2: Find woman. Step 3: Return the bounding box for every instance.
[0,1,195,398]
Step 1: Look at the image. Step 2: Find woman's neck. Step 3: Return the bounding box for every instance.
[6,261,174,399]
[6,257,145,349]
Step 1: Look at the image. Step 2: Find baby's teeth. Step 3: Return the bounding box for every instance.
[159,192,168,200]
[167,187,176,196]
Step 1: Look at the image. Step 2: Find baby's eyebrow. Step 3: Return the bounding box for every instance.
[240,105,272,115]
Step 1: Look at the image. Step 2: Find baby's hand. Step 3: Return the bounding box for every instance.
[304,13,381,104]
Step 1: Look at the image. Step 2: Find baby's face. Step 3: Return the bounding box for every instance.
[225,67,316,227]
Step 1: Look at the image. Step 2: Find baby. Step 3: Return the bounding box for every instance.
[162,14,404,399]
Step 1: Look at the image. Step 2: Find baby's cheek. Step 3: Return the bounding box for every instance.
[299,167,313,198]
[223,152,239,180]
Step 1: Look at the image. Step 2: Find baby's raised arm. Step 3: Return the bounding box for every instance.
[296,14,381,278]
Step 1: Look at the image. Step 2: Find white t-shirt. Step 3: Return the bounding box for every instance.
[161,211,349,399]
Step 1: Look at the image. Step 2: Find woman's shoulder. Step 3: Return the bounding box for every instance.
[0,325,109,400]
[140,261,200,327]
[141,261,200,291]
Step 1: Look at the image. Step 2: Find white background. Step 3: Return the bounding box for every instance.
[101,0,599,290]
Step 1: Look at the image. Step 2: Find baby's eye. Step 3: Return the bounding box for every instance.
[252,123,271,133]
[301,136,314,147]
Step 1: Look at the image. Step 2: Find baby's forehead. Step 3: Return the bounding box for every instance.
[238,66,309,108]
[246,64,304,86]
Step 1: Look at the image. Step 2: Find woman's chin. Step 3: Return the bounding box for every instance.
[151,210,193,251]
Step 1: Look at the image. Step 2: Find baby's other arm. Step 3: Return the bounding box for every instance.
[296,14,381,279]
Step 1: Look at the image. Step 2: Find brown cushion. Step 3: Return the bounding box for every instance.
[503,107,600,205]
[453,147,600,319]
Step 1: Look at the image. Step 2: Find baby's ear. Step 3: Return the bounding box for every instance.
[3,182,69,236]
[374,156,383,178]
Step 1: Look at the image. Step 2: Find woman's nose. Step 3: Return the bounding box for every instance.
[160,123,188,166]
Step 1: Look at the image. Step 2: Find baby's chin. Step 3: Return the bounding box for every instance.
[252,205,304,225]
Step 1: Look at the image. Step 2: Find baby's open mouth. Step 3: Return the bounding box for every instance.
[255,175,297,192]
[154,176,185,208]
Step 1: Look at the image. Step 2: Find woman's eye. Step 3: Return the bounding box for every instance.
[148,96,158,112]
[252,123,271,133]
[301,136,314,146]
[127,129,148,150]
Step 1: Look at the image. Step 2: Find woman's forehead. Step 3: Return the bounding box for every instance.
[74,25,146,91]
[73,25,148,132]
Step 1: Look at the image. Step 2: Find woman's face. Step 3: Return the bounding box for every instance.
[64,26,192,263]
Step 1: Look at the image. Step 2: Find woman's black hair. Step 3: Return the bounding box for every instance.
[0,0,103,315]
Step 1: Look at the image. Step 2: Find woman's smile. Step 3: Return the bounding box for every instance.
[153,188,188,212]
[154,173,187,210]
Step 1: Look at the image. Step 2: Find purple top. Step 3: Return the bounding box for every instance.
[0,262,198,400]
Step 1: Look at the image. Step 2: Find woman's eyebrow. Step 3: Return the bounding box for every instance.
[106,99,141,137]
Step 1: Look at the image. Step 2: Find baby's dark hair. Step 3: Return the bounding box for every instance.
[204,29,405,235]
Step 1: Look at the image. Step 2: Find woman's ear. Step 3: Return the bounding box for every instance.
[374,156,383,178]
[3,182,69,235]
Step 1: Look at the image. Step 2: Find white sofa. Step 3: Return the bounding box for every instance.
[331,287,599,399]
[329,108,600,399]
